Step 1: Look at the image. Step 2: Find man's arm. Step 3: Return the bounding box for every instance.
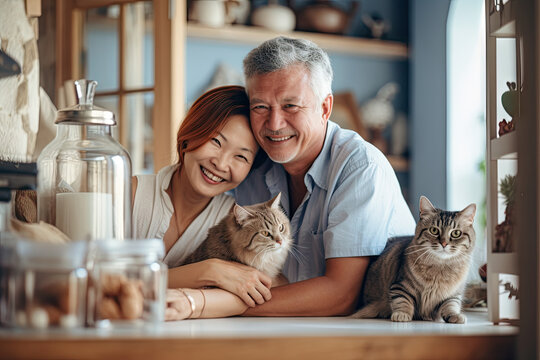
[242,256,370,316]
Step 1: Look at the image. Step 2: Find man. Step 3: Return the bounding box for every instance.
[232,36,416,316]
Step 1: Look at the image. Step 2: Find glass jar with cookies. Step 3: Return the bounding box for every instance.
[89,239,166,328]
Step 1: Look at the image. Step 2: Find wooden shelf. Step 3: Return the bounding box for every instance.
[488,252,519,275]
[187,23,408,59]
[488,0,516,37]
[490,131,517,160]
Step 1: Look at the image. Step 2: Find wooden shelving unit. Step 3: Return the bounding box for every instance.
[485,0,519,325]
[488,0,516,37]
[187,23,409,59]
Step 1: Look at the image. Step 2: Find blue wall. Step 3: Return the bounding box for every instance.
[409,0,451,218]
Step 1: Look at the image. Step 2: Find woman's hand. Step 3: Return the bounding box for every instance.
[202,259,272,307]
[165,289,192,321]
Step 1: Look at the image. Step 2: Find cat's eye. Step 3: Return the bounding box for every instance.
[450,230,462,238]
[279,224,284,232]
[260,230,270,237]
[428,227,440,236]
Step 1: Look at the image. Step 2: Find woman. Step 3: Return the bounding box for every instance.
[132,86,270,320]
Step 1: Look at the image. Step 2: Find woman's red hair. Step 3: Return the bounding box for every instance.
[176,85,250,165]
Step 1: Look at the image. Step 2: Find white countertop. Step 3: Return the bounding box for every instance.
[0,309,517,339]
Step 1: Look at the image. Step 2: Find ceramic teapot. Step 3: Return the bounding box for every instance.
[291,0,359,35]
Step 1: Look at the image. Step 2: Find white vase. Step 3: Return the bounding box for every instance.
[251,4,296,32]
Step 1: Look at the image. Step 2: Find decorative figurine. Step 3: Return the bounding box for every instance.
[361,13,390,39]
[360,82,399,154]
[498,81,518,136]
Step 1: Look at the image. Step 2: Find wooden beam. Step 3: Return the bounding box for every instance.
[153,0,185,172]
[55,0,74,100]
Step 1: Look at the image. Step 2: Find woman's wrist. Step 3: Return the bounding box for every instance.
[197,258,221,288]
[179,288,206,318]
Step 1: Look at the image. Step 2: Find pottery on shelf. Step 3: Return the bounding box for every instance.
[189,0,240,28]
[360,82,399,155]
[251,1,296,32]
[291,0,359,35]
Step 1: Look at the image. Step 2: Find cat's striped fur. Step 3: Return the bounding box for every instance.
[181,193,291,278]
[352,196,476,323]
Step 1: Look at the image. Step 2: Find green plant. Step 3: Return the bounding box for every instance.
[499,174,516,206]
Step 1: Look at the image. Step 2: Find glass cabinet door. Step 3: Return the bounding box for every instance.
[56,0,185,174]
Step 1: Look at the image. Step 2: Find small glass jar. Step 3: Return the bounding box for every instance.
[90,239,166,328]
[11,240,88,329]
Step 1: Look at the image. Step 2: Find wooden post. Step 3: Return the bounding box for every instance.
[153,0,185,171]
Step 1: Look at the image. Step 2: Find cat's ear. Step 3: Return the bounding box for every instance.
[268,192,282,209]
[459,203,477,226]
[419,196,436,217]
[233,204,254,225]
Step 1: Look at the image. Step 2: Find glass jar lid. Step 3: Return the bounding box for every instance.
[16,240,88,270]
[55,79,116,126]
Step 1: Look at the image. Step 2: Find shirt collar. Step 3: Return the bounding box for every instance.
[305,120,337,192]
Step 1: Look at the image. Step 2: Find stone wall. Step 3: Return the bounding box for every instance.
[0,0,40,162]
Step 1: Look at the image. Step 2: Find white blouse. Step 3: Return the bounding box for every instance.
[132,164,235,268]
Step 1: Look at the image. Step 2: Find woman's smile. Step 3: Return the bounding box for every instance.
[200,166,225,183]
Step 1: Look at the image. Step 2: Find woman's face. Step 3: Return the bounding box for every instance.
[182,114,258,199]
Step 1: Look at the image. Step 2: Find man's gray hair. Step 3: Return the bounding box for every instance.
[243,37,333,104]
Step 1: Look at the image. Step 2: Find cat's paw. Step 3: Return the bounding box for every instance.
[391,311,412,322]
[443,313,467,324]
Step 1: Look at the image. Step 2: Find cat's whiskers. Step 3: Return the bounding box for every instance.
[288,243,307,264]
[254,245,275,261]
[454,249,472,261]
[405,246,431,255]
[412,248,432,267]
[249,247,269,268]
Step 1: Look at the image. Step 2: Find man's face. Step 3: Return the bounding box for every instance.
[246,64,332,174]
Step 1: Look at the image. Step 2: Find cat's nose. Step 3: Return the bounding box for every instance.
[276,239,282,245]
[441,241,448,248]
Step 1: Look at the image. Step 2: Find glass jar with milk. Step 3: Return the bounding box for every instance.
[37,80,132,241]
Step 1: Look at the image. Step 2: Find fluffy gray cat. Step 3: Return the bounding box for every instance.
[181,193,292,279]
[352,196,476,323]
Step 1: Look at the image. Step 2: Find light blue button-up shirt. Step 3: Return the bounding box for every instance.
[232,121,416,283]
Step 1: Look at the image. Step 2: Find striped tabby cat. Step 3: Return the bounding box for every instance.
[353,196,476,323]
[181,193,291,279]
